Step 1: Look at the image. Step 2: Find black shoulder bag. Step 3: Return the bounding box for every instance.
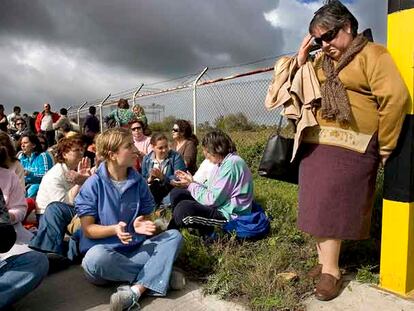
[258,116,299,184]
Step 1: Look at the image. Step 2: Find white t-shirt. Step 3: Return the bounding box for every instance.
[193,159,216,184]
[40,114,53,131]
[111,179,128,194]
[36,163,74,214]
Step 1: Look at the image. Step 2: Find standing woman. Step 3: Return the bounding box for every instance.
[18,134,54,198]
[107,98,135,128]
[171,120,198,175]
[132,104,148,127]
[268,0,410,301]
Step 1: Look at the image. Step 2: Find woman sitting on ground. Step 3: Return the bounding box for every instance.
[29,135,90,266]
[141,133,186,206]
[167,130,253,235]
[171,120,199,175]
[129,119,152,171]
[75,128,183,311]
[18,134,53,198]
[0,184,48,309]
[0,132,25,188]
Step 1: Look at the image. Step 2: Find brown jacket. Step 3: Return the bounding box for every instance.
[266,42,411,157]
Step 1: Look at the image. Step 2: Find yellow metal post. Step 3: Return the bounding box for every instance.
[380,0,414,297]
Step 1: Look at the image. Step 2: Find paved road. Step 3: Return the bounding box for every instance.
[13,265,248,311]
[13,265,414,310]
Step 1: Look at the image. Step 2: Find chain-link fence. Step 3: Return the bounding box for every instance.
[67,64,287,167]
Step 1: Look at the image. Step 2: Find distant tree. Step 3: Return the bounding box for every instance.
[149,115,177,133]
[214,113,256,131]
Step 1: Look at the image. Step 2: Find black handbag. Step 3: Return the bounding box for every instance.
[258,117,299,184]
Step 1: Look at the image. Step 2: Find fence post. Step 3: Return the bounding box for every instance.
[132,83,144,106]
[379,0,414,297]
[98,94,112,132]
[77,101,88,126]
[193,67,208,135]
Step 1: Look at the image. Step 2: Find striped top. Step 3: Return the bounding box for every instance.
[188,153,253,220]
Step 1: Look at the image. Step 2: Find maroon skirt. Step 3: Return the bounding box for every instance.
[297,136,379,240]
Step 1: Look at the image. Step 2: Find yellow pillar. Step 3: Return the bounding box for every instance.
[380,0,414,297]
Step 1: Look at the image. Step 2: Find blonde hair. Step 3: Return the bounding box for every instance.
[96,128,132,160]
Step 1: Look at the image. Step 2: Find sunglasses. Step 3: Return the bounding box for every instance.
[16,123,25,126]
[171,128,180,133]
[131,126,142,131]
[313,27,341,46]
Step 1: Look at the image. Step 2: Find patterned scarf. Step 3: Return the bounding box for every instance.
[319,34,368,125]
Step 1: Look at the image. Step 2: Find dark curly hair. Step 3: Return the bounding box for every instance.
[19,134,43,154]
[175,119,199,146]
[117,98,129,109]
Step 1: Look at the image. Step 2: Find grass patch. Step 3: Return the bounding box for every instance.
[177,129,383,310]
[356,265,379,284]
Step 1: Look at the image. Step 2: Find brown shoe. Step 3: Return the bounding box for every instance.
[307,264,322,279]
[315,273,343,301]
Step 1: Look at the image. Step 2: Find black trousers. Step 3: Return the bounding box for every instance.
[149,180,173,206]
[42,130,55,147]
[167,188,227,234]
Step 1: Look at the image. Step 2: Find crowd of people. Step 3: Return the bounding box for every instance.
[0,0,411,309]
[0,95,256,310]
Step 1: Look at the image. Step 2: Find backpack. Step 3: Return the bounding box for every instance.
[223,202,270,240]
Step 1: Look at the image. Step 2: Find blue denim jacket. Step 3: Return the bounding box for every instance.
[141,150,186,186]
[75,162,155,253]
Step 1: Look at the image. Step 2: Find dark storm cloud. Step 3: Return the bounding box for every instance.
[0,0,387,111]
[0,0,283,76]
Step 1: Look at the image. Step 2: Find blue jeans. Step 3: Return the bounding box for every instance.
[0,251,49,308]
[82,229,183,296]
[29,201,79,261]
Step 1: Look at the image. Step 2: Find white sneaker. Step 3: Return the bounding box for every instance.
[110,285,140,311]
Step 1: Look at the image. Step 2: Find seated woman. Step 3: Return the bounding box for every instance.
[141,133,186,206]
[18,134,53,198]
[29,135,91,262]
[0,146,49,309]
[129,119,152,171]
[0,132,25,188]
[0,188,49,309]
[75,128,183,311]
[168,130,253,235]
[171,120,199,175]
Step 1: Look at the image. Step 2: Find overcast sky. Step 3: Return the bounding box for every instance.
[0,0,387,113]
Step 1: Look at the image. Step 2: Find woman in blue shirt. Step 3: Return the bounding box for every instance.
[18,134,53,198]
[76,128,183,311]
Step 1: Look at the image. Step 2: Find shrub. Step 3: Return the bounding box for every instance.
[214,113,258,131]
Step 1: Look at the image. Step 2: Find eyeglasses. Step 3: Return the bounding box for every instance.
[131,126,142,131]
[313,27,341,46]
[171,128,180,133]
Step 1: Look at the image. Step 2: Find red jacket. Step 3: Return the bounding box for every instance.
[35,111,60,132]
